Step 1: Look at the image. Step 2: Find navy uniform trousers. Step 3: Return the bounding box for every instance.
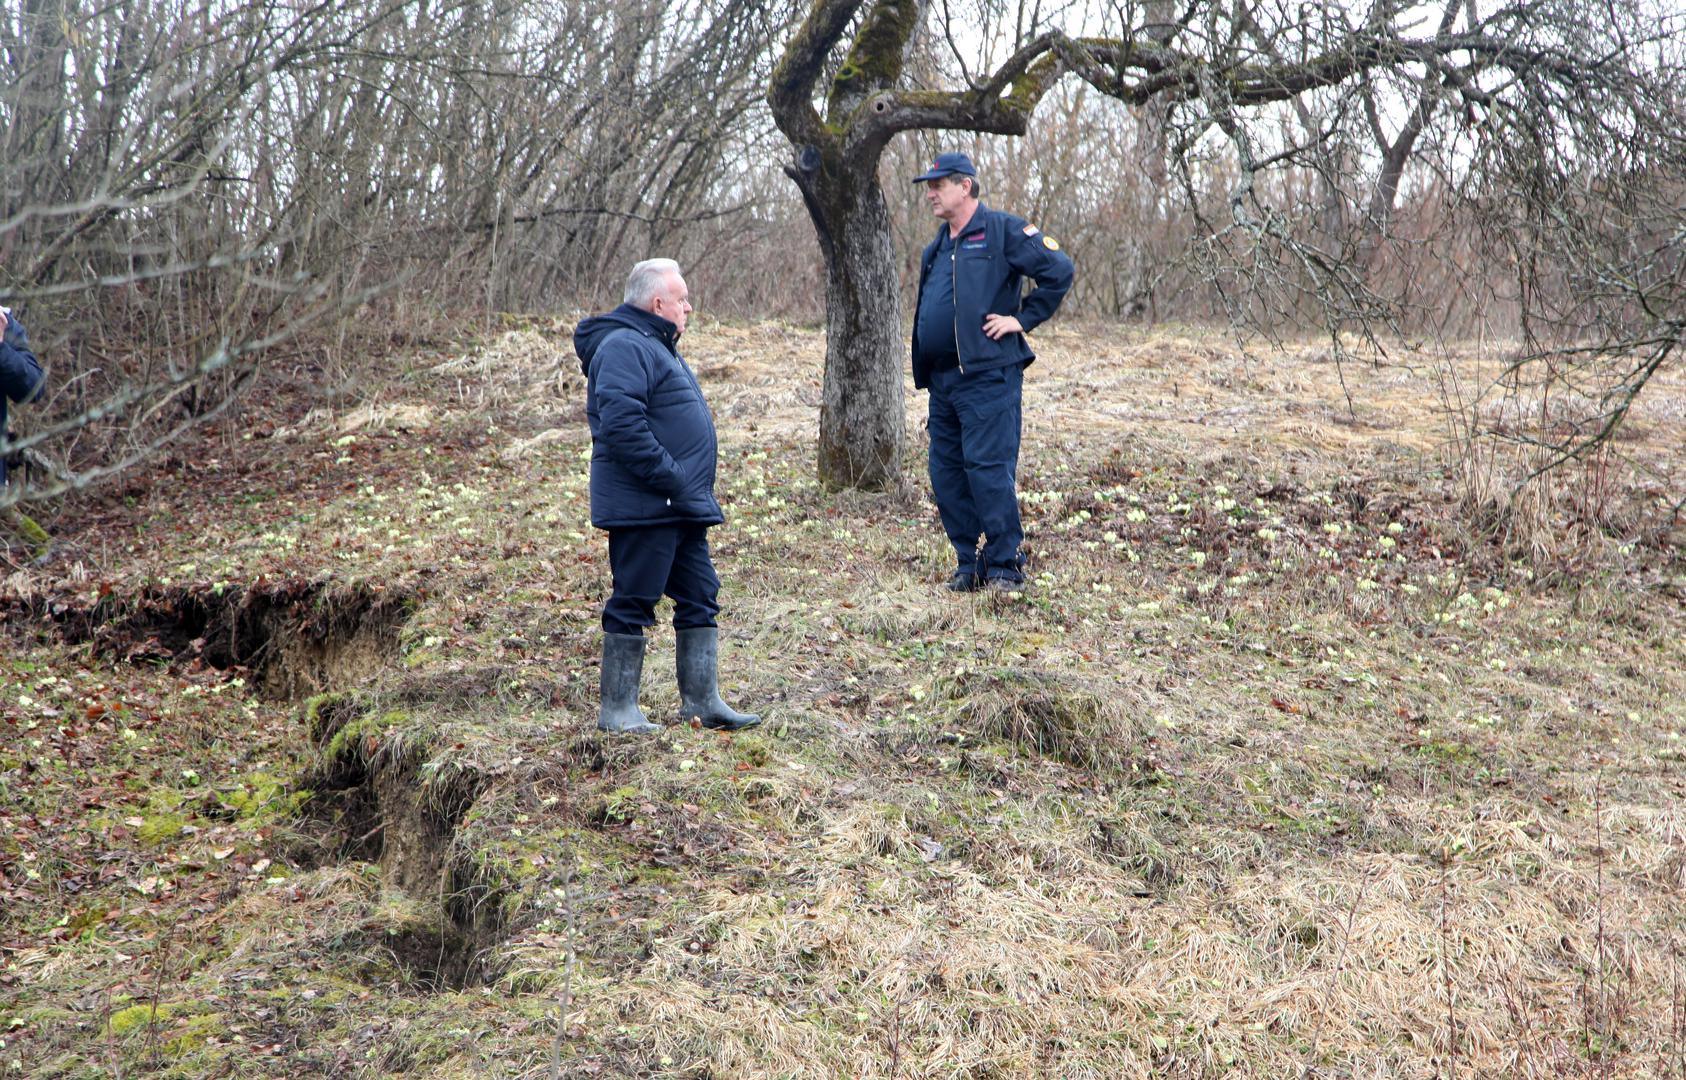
[926,361,1026,581]
[603,524,720,636]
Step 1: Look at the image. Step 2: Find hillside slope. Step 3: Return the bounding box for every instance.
[4,319,1685,1078]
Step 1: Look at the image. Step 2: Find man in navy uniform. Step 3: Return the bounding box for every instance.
[574,259,759,734]
[910,152,1074,593]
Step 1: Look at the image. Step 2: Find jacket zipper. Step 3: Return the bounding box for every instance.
[951,237,965,373]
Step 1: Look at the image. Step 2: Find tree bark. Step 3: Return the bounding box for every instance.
[812,168,905,489]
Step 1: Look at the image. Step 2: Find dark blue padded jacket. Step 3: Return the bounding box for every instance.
[1,311,45,486]
[911,203,1075,389]
[574,304,724,530]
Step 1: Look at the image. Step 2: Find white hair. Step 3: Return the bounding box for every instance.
[624,258,683,308]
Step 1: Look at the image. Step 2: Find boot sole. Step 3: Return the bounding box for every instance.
[698,715,761,731]
[597,721,661,734]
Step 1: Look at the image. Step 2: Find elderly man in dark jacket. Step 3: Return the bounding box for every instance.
[574,259,759,734]
[1,307,45,489]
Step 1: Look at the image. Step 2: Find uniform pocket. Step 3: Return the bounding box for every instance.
[953,363,1023,420]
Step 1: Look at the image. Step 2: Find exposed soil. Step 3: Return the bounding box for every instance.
[7,578,412,699]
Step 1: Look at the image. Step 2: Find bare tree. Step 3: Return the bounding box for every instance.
[0,0,794,513]
[3,0,1675,512]
[769,0,1686,490]
[1,0,422,510]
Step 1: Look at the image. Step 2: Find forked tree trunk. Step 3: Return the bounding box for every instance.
[810,168,905,490]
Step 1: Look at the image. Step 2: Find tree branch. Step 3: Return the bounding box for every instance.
[768,0,868,148]
[826,0,928,123]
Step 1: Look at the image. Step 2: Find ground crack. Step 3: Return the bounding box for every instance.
[32,577,413,699]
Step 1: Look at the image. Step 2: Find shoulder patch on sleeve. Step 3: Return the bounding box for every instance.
[1022,224,1040,235]
[1042,236,1060,251]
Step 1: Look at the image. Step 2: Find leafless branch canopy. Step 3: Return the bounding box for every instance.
[769,0,1684,493]
[1,0,797,508]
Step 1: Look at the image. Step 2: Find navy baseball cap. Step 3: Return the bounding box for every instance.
[911,152,977,183]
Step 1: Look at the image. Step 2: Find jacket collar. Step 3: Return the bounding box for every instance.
[948,201,986,237]
[934,203,991,246]
[611,302,680,351]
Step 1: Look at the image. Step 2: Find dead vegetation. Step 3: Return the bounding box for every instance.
[2,320,1684,1077]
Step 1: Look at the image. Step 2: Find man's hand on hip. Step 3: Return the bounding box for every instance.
[981,313,1022,340]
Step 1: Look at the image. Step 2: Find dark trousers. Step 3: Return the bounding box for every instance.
[603,524,721,635]
[926,362,1025,581]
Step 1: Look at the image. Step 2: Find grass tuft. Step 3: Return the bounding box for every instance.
[954,666,1149,774]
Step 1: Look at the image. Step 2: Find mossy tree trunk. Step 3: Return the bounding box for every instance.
[811,164,904,487]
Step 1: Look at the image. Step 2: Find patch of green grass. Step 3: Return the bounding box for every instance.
[107,1000,205,1037]
[217,771,310,822]
[135,812,187,846]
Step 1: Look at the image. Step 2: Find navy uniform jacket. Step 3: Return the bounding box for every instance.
[1,311,45,486]
[574,303,724,530]
[910,203,1075,389]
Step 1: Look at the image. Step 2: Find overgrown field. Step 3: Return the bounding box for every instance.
[4,319,1685,1078]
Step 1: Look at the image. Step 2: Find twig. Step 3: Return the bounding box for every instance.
[1440,842,1457,1078]
[1301,871,1371,1077]
[1671,939,1683,1079]
[141,918,178,1069]
[100,982,124,1080]
[459,201,750,234]
[549,858,580,1080]
[1495,963,1537,1072]
[888,986,904,1078]
[466,1019,490,1076]
[1592,766,1609,1075]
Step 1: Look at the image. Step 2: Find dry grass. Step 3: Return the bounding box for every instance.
[3,318,1684,1078]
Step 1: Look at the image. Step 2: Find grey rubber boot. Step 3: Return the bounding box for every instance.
[676,627,761,731]
[598,633,659,734]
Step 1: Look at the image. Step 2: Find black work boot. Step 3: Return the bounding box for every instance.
[598,633,659,734]
[675,627,761,731]
[944,569,981,592]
